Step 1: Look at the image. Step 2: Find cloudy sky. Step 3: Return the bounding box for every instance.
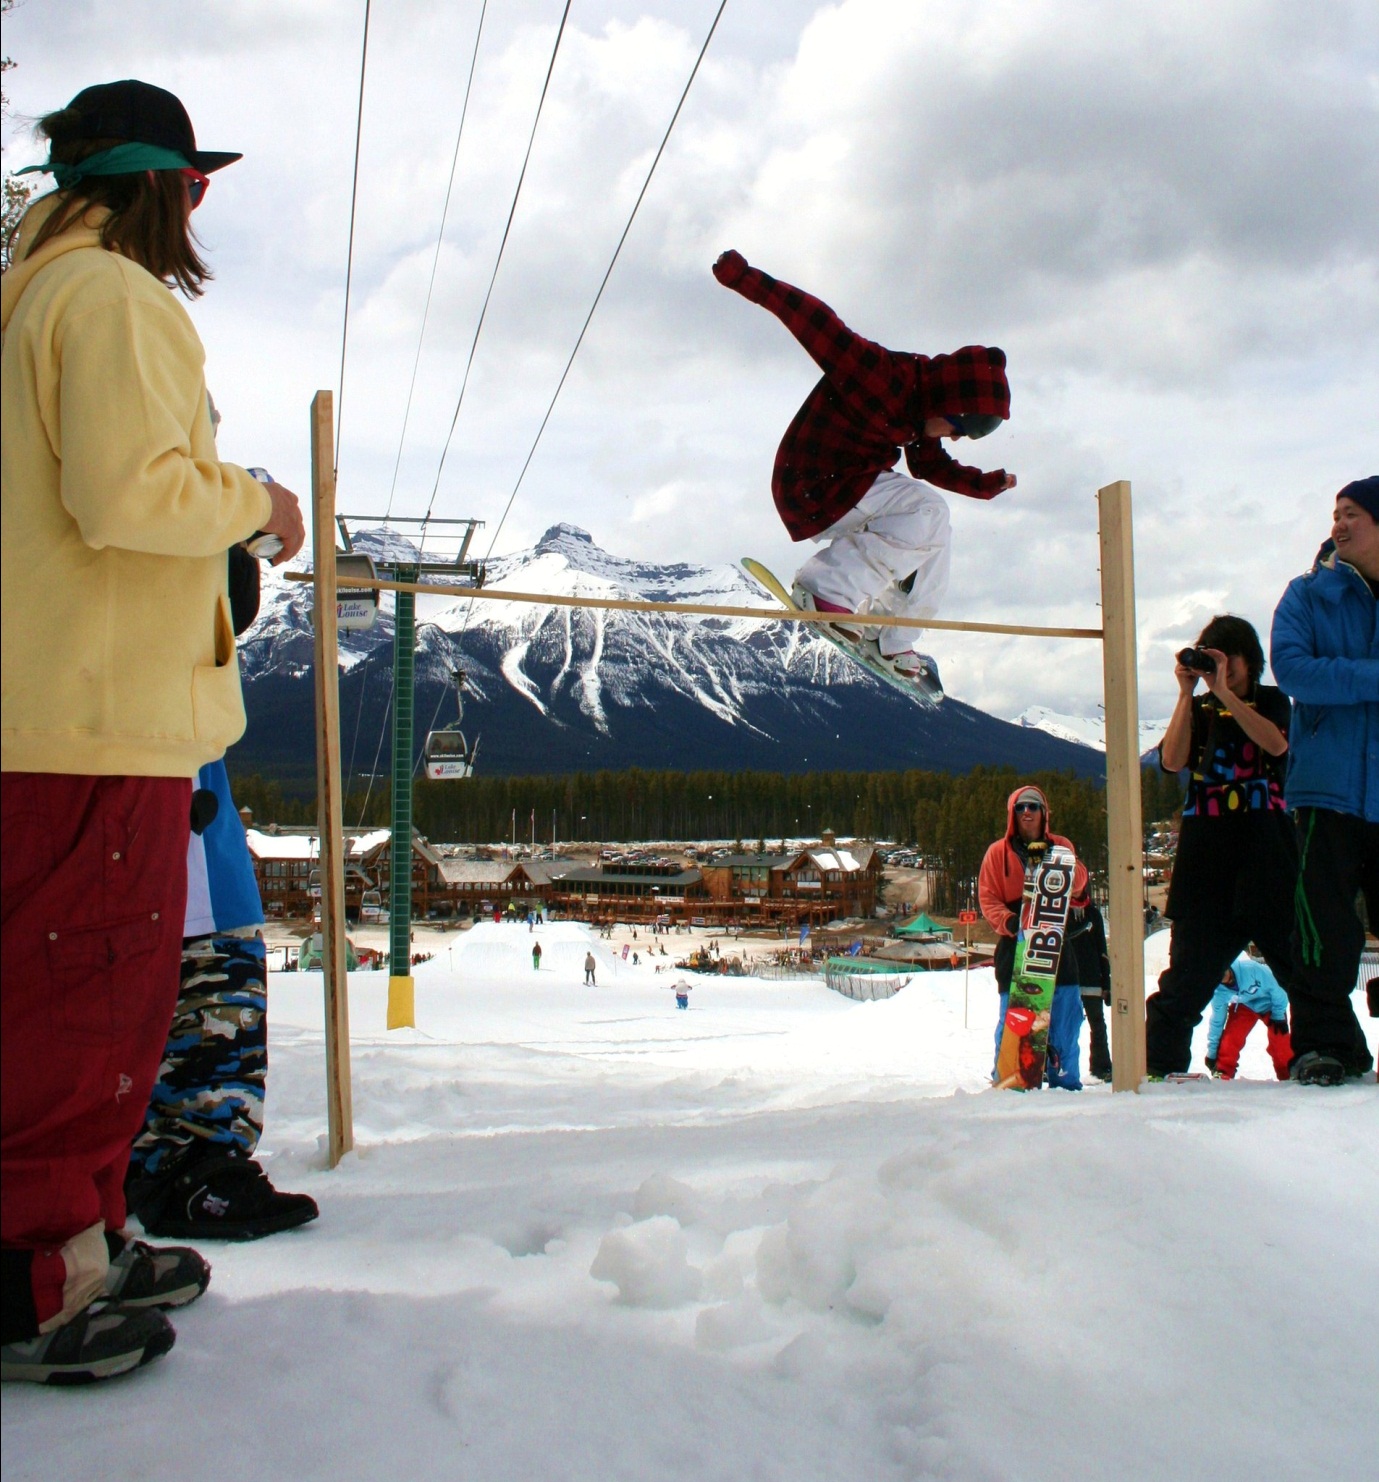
[5,0,1377,726]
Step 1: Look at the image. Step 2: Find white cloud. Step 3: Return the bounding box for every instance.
[4,0,1376,728]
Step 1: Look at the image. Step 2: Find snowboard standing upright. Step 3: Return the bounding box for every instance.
[994,842,1076,1090]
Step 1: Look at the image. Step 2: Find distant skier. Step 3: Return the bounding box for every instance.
[532,941,542,971]
[713,250,1014,694]
[584,951,597,986]
[671,980,692,1010]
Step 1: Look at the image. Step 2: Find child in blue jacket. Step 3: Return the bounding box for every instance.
[1205,956,1291,1080]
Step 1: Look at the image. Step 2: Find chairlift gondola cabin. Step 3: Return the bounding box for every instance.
[335,552,380,630]
[424,665,479,780]
[423,729,479,780]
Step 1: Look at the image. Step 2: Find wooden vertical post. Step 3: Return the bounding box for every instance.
[310,391,354,1163]
[1097,480,1146,1091]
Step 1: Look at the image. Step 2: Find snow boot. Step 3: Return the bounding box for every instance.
[1,1302,175,1385]
[790,583,866,643]
[885,649,944,701]
[104,1231,210,1310]
[1289,1051,1347,1086]
[129,1150,319,1241]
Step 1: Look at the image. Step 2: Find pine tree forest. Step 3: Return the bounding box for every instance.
[231,763,1186,911]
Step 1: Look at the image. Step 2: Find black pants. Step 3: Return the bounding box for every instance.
[1146,913,1296,1077]
[1291,808,1378,1072]
[1082,993,1111,1079]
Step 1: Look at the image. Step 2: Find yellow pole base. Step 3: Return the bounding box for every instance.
[387,974,416,1030]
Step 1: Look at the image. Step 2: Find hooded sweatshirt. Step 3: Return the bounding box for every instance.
[1270,542,1379,822]
[977,785,1090,989]
[715,258,1010,540]
[1,195,271,777]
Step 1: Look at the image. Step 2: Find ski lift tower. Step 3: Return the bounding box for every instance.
[335,514,486,1029]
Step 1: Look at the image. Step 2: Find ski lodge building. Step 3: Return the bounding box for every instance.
[243,817,879,926]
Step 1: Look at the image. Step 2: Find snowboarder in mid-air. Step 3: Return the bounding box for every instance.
[714,250,1014,698]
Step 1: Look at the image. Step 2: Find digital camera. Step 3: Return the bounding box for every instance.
[1176,646,1218,675]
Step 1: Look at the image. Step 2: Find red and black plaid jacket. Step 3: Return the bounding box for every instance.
[717,257,1011,539]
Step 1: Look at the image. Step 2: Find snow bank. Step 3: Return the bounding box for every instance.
[4,920,1375,1482]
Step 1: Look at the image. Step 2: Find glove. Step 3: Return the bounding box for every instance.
[228,542,261,635]
[1205,1056,1217,1073]
[712,249,748,287]
[1270,1019,1289,1037]
[190,788,219,836]
[1101,984,1111,1005]
[1365,976,1378,1018]
[1004,913,1020,936]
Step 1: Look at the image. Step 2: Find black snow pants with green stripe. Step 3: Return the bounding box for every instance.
[1290,807,1378,1073]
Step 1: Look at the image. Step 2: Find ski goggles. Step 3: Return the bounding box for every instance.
[944,412,1004,440]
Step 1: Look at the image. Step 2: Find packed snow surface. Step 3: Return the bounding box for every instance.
[6,923,1375,1481]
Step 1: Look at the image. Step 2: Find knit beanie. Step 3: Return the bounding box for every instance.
[1337,477,1379,523]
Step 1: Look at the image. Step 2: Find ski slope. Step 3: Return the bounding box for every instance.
[4,921,1375,1481]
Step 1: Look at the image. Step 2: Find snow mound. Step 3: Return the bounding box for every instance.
[590,1215,704,1307]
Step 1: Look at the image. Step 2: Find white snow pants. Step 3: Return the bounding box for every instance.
[794,469,951,657]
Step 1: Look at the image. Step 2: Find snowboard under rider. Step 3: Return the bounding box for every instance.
[712,250,1014,694]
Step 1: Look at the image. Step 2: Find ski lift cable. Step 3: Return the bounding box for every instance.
[335,0,374,479]
[412,705,444,781]
[343,660,370,792]
[417,0,573,545]
[383,0,490,520]
[412,653,454,781]
[354,673,394,829]
[453,0,729,639]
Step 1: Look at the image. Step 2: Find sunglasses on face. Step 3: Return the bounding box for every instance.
[179,166,210,209]
[1014,802,1044,814]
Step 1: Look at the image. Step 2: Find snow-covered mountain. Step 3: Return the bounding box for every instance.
[236,525,1103,787]
[1016,706,1169,759]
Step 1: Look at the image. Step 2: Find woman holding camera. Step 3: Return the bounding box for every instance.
[1146,616,1297,1076]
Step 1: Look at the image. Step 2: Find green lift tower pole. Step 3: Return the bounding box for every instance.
[387,572,417,1028]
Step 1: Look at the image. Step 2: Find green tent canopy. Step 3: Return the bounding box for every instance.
[895,912,952,939]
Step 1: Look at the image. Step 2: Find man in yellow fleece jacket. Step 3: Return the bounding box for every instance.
[1,80,303,1383]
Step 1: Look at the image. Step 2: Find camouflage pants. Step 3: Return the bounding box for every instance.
[128,933,267,1179]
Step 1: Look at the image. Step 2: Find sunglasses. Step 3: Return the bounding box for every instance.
[1014,802,1044,814]
[179,166,210,209]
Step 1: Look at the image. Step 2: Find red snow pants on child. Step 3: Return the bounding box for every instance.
[1,773,189,1339]
[1215,1003,1292,1081]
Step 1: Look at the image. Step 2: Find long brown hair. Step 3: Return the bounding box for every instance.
[25,110,212,298]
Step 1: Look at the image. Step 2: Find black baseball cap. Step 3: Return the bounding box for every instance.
[59,80,241,174]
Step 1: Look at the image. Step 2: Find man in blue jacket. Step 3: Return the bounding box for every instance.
[1270,477,1379,1084]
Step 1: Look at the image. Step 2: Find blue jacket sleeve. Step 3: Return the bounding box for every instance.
[1269,981,1289,1022]
[1271,575,1379,705]
[1206,986,1231,1058]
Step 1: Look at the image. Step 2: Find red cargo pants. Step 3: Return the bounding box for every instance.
[1,772,189,1338]
[1215,1003,1293,1081]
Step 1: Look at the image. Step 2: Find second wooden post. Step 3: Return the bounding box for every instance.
[310,390,355,1164]
[1097,480,1147,1091]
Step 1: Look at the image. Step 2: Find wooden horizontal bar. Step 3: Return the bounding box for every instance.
[284,571,1103,640]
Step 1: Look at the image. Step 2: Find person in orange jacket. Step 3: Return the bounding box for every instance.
[977,785,1091,1089]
